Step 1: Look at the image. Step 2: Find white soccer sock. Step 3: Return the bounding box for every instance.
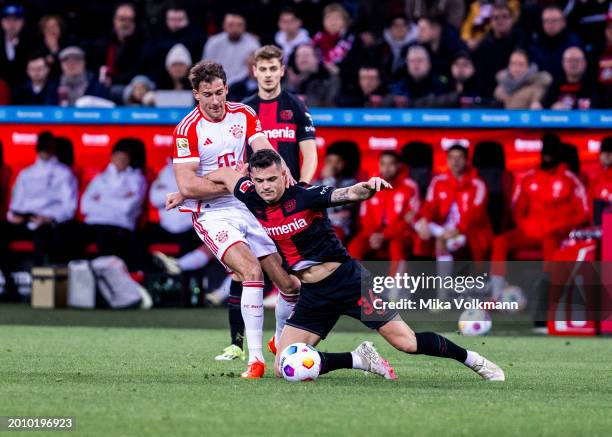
[177,247,211,271]
[241,281,265,363]
[464,350,482,367]
[490,275,506,300]
[350,351,368,370]
[275,291,298,341]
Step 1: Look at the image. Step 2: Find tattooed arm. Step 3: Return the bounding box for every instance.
[329,177,392,206]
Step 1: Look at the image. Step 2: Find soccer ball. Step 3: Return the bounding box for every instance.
[279,343,322,382]
[458,309,492,336]
[501,285,528,312]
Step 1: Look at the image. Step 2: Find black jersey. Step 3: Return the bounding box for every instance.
[243,91,316,180]
[233,177,350,269]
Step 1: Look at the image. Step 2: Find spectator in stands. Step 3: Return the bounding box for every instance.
[415,145,493,262]
[156,43,192,91]
[275,7,310,63]
[539,46,593,110]
[91,3,143,91]
[4,132,78,264]
[390,45,449,107]
[0,4,32,87]
[228,54,258,102]
[348,151,420,269]
[80,139,147,268]
[12,54,58,105]
[148,159,212,276]
[406,0,466,30]
[528,5,581,83]
[589,137,612,222]
[415,15,467,80]
[489,139,589,300]
[460,0,520,50]
[202,12,260,86]
[494,49,552,109]
[382,14,417,76]
[314,143,358,241]
[336,65,392,107]
[37,14,68,80]
[472,1,525,98]
[425,51,494,107]
[57,46,110,106]
[595,17,612,108]
[312,3,354,73]
[287,44,340,107]
[144,4,204,80]
[122,75,155,106]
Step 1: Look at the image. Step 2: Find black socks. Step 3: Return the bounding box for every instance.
[414,332,468,363]
[228,280,244,349]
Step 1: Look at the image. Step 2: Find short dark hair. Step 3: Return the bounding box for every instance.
[380,150,399,161]
[447,144,468,158]
[189,61,227,89]
[250,149,282,170]
[36,131,56,154]
[279,6,299,18]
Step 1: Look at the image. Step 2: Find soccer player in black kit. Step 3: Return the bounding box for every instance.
[215,44,318,361]
[171,149,505,381]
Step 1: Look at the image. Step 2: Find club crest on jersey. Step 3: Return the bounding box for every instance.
[215,230,229,243]
[239,180,254,193]
[280,110,293,120]
[230,124,244,139]
[176,137,190,157]
[283,199,297,212]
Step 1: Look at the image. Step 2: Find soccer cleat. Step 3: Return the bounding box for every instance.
[267,336,277,355]
[204,288,228,306]
[214,344,245,361]
[353,341,397,380]
[152,251,181,275]
[240,359,266,379]
[469,355,505,381]
[263,289,279,309]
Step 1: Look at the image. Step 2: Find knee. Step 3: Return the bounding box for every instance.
[240,263,263,283]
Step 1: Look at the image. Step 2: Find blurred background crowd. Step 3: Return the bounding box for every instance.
[0,0,609,109]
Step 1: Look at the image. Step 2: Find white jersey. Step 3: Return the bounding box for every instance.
[172,102,264,212]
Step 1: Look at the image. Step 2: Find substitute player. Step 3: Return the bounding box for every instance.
[172,150,505,381]
[172,61,299,378]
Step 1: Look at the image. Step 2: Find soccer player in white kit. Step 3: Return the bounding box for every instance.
[172,61,299,378]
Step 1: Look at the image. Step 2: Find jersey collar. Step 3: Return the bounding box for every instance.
[197,103,228,123]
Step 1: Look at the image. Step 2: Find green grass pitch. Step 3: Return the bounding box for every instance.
[1,309,611,436]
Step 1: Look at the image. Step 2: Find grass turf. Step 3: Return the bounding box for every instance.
[1,322,611,437]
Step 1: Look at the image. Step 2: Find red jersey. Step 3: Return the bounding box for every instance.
[589,167,612,203]
[512,166,589,237]
[357,175,420,239]
[420,169,491,235]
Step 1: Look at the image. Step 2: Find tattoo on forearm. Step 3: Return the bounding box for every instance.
[331,187,350,204]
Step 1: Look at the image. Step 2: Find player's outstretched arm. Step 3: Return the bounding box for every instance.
[174,162,228,199]
[205,166,244,193]
[330,177,392,206]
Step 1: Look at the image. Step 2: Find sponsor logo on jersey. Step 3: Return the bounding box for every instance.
[216,230,229,243]
[280,110,293,120]
[230,124,244,139]
[239,180,254,193]
[263,126,296,140]
[283,199,297,212]
[176,137,190,157]
[264,217,308,237]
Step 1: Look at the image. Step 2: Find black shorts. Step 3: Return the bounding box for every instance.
[285,259,398,339]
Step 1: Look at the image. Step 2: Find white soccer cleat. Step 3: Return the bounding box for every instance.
[214,344,245,361]
[152,251,181,275]
[469,355,505,381]
[353,341,397,380]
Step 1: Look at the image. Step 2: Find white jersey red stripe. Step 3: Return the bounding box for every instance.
[172,102,265,211]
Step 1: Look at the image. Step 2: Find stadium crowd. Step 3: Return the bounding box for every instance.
[0,0,609,109]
